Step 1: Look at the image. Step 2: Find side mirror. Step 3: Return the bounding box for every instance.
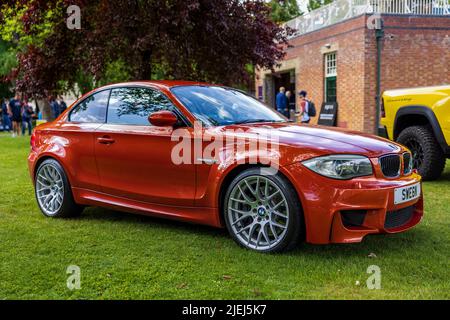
[148,110,178,127]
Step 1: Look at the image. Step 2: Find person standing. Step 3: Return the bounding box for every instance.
[49,96,60,120]
[9,94,22,137]
[275,87,288,118]
[0,99,3,131]
[299,90,310,124]
[21,99,34,136]
[286,90,295,120]
[1,98,11,131]
[59,96,67,114]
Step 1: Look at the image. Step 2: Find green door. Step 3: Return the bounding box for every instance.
[325,76,336,103]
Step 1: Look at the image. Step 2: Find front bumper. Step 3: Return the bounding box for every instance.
[282,162,423,244]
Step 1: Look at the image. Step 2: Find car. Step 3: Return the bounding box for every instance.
[380,85,450,180]
[28,81,423,253]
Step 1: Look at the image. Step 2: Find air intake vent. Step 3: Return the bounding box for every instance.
[379,154,400,178]
[341,210,367,228]
[384,206,415,229]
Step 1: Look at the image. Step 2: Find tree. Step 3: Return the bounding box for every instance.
[0,39,16,98]
[307,0,334,11]
[0,0,293,98]
[269,0,302,23]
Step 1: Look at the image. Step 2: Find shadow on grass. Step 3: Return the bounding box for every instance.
[76,205,430,259]
[433,159,450,181]
[436,170,450,181]
[79,206,227,237]
[294,228,430,258]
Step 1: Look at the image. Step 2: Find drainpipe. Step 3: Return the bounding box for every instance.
[375,17,384,135]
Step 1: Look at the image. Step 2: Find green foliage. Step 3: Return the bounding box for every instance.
[270,0,302,23]
[0,40,17,76]
[0,82,13,98]
[0,5,61,51]
[0,2,61,96]
[0,40,16,98]
[97,60,133,87]
[307,0,334,11]
[56,70,94,98]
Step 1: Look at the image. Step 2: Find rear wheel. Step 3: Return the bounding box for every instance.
[35,159,83,218]
[224,168,303,253]
[397,125,445,180]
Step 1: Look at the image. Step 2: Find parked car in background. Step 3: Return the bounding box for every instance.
[381,85,450,180]
[29,81,423,253]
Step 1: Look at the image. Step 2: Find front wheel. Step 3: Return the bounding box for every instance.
[224,168,304,253]
[35,159,83,218]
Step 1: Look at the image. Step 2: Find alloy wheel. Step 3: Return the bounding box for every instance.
[36,163,64,216]
[405,138,424,169]
[227,175,289,251]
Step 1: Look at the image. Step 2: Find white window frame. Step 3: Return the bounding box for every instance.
[325,52,337,78]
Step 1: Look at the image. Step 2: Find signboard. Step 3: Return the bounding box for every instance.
[318,102,338,126]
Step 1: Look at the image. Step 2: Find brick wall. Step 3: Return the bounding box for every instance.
[380,15,450,91]
[257,15,369,131]
[256,14,450,134]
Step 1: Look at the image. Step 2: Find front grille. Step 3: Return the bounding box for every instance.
[384,205,415,229]
[403,152,412,175]
[341,210,367,228]
[379,154,400,177]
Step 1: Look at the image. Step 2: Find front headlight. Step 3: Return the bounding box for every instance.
[302,155,373,180]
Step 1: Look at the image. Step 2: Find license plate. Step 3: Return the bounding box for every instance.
[394,182,421,205]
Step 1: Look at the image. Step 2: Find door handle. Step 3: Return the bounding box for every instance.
[97,136,115,145]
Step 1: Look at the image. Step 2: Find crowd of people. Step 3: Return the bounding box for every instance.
[0,95,67,137]
[2,89,311,137]
[276,87,314,123]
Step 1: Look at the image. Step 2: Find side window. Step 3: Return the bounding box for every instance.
[107,87,175,125]
[70,90,110,123]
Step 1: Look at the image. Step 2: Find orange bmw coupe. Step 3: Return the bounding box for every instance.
[28,81,423,252]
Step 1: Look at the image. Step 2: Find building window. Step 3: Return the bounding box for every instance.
[325,52,337,103]
[325,52,337,77]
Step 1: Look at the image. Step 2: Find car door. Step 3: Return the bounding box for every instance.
[94,86,196,206]
[58,89,110,191]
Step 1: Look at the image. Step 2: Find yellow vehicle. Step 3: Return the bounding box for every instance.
[380,85,450,180]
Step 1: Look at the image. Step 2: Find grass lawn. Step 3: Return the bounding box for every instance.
[0,132,449,300]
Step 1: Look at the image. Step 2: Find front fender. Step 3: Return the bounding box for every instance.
[394,105,449,153]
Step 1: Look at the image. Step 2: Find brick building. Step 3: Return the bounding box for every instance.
[255,0,450,134]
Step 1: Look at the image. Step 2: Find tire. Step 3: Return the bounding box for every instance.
[223,168,304,253]
[34,159,83,218]
[397,125,446,181]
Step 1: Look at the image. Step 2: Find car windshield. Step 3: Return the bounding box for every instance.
[170,85,286,126]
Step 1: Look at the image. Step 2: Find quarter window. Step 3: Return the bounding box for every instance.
[70,90,109,123]
[107,87,175,125]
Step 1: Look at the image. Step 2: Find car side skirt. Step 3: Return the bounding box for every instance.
[72,187,222,227]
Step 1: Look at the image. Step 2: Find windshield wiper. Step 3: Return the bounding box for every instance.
[232,119,284,125]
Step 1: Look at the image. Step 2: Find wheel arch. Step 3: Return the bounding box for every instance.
[33,154,73,186]
[217,164,305,232]
[394,105,448,153]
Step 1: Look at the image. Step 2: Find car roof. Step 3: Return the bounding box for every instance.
[97,80,222,91]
